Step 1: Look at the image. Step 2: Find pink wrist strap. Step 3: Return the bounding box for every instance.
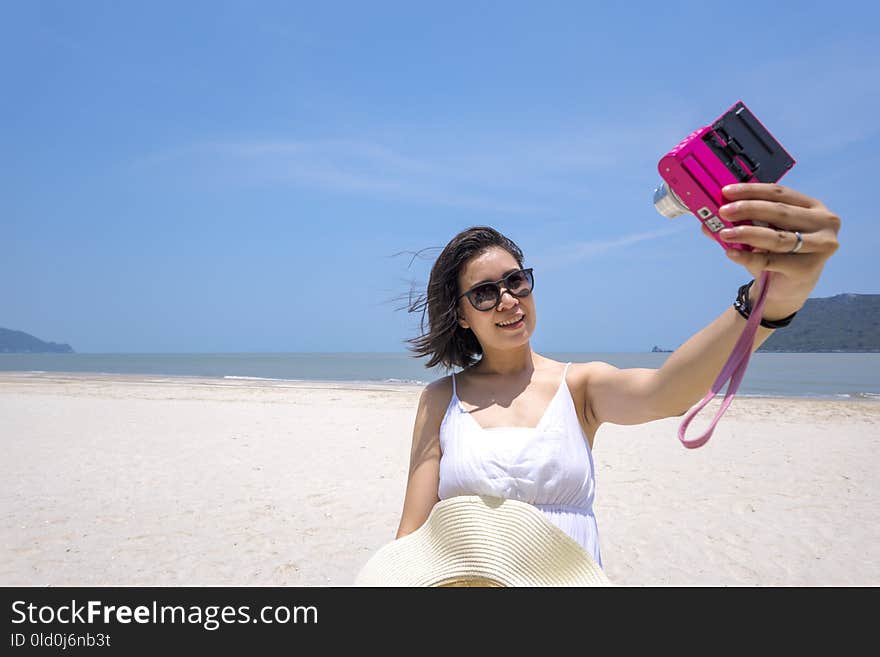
[677,270,772,449]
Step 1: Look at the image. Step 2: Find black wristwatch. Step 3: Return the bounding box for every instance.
[733,280,798,329]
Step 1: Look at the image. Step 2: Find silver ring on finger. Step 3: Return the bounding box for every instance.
[788,230,804,254]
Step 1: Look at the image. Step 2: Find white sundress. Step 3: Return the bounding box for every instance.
[438,362,603,568]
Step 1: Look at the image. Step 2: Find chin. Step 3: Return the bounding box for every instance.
[509,327,533,345]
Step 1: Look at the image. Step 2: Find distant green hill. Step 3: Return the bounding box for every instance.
[0,328,74,353]
[758,293,880,352]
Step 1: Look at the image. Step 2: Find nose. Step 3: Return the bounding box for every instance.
[496,288,519,311]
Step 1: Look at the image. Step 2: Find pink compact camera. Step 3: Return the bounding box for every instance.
[653,100,796,250]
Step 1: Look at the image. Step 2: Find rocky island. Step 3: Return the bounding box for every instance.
[0,328,75,353]
[652,292,879,353]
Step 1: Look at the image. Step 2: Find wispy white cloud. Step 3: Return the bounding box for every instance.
[134,138,546,214]
[530,224,691,269]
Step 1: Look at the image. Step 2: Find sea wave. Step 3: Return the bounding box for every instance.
[223,375,293,382]
[736,392,873,400]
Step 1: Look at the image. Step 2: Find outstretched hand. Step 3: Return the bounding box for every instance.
[701,183,841,319]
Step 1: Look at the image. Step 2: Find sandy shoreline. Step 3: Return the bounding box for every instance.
[2,371,879,586]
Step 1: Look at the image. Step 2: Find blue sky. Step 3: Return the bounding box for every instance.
[3,1,878,353]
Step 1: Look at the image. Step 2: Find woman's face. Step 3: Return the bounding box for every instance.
[456,246,536,349]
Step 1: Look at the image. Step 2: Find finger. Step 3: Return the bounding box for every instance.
[718,200,826,232]
[721,183,818,209]
[718,225,827,254]
[726,248,821,276]
[702,220,766,253]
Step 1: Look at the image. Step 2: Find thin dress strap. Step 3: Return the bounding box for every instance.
[563,362,572,381]
[451,371,457,398]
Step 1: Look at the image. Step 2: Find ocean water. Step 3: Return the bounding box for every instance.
[1,352,878,400]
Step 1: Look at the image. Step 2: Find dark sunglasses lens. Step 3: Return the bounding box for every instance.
[470,284,499,310]
[506,270,533,297]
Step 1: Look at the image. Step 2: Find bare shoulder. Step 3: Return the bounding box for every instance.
[420,375,454,414]
[565,360,621,387]
[565,361,607,382]
[411,375,456,436]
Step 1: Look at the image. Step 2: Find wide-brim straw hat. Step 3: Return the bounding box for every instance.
[354,495,611,587]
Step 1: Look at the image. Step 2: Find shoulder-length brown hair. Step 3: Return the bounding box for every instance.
[406,226,525,370]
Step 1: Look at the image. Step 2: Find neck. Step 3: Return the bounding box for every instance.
[470,344,541,376]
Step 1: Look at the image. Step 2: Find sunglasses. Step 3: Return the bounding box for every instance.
[458,268,535,311]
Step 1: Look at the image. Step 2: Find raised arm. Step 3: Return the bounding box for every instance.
[394,377,450,539]
[586,307,778,427]
[587,183,840,427]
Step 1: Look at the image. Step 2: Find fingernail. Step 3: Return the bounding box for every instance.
[727,249,742,258]
[719,227,738,238]
[723,184,741,193]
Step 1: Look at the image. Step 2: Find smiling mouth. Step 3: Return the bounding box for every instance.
[496,314,525,328]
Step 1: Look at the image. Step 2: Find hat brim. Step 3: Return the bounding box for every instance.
[355,495,611,587]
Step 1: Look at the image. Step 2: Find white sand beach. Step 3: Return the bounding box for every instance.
[1,371,878,587]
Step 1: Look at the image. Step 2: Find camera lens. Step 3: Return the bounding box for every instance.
[653,181,689,218]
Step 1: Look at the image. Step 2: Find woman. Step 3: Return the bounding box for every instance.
[395,182,841,569]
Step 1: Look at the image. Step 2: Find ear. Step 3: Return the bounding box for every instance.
[455,302,469,330]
